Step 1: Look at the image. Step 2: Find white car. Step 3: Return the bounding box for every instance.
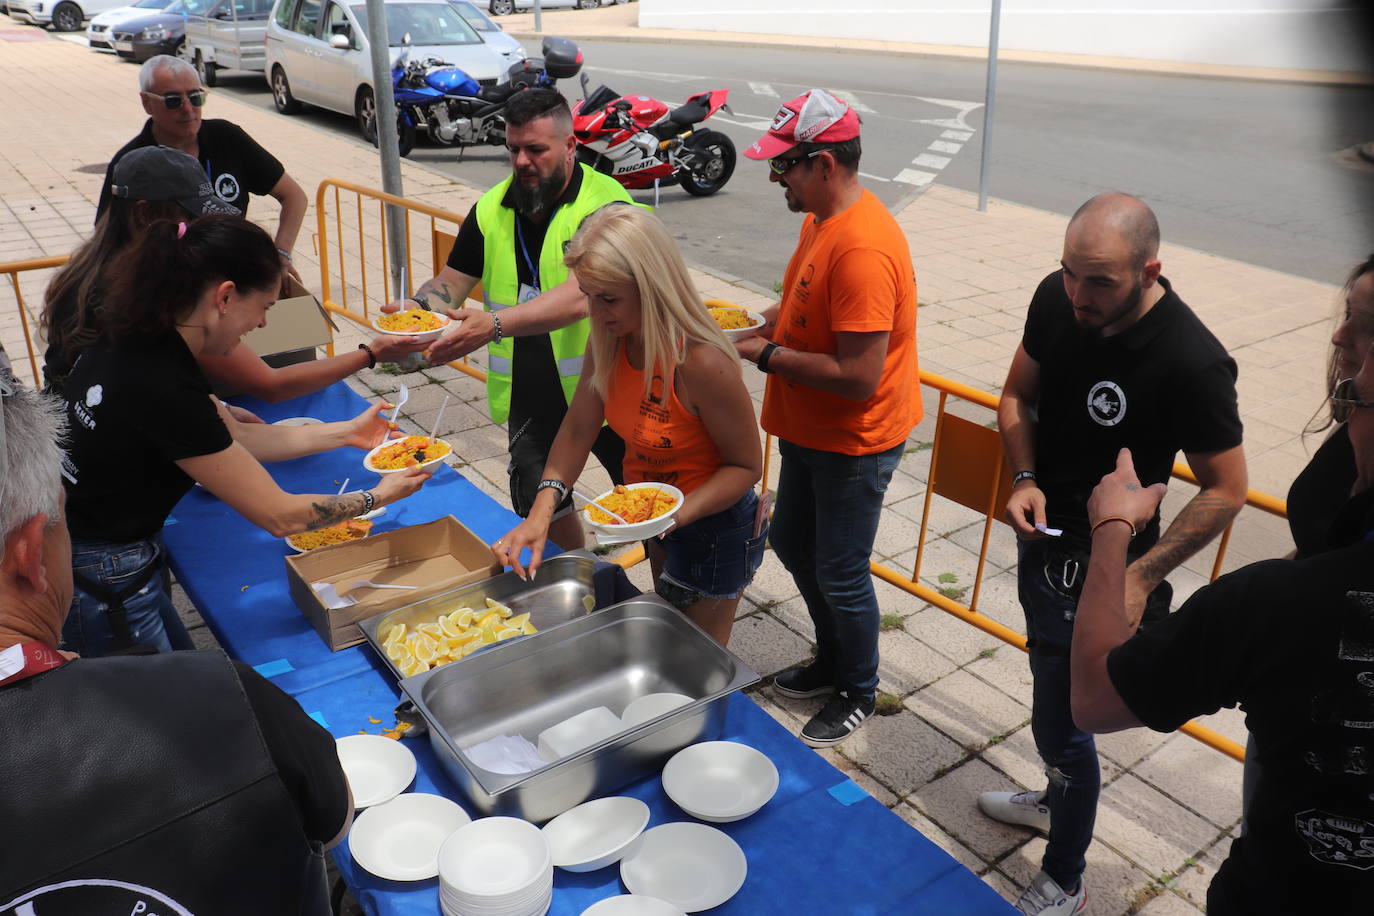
[87,0,176,49]
[10,0,129,30]
[265,0,523,141]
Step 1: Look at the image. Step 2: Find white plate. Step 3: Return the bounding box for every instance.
[371,310,451,343]
[272,416,324,426]
[438,816,551,899]
[542,796,650,873]
[707,306,766,342]
[536,706,624,762]
[619,823,746,913]
[621,693,692,728]
[363,435,453,474]
[335,734,417,808]
[582,482,684,543]
[581,896,687,916]
[348,792,471,881]
[661,741,778,823]
[283,519,373,553]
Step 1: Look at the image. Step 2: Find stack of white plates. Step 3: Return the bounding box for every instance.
[438,816,554,916]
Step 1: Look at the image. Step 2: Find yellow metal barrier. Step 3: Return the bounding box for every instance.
[1,254,69,389]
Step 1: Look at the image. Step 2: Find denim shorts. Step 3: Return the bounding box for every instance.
[656,490,768,607]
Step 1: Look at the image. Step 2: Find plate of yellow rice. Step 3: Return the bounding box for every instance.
[285,518,374,553]
[707,305,765,342]
[582,482,684,543]
[371,308,451,343]
[364,434,453,474]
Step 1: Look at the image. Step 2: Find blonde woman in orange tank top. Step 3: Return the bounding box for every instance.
[492,206,765,645]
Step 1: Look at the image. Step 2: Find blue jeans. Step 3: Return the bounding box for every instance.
[657,490,768,607]
[770,439,903,701]
[1017,537,1100,891]
[62,537,191,657]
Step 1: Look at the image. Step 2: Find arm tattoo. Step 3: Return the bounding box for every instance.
[416,280,454,305]
[306,494,368,529]
[1131,491,1238,586]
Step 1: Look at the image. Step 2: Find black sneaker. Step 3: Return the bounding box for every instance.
[772,663,835,699]
[800,691,876,748]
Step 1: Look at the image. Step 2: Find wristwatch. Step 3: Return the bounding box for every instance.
[410,295,432,311]
[1012,470,1037,486]
[757,342,780,374]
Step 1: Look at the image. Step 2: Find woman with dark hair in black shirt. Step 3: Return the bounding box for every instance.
[61,214,432,657]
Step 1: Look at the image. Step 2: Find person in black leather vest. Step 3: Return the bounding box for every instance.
[0,377,352,915]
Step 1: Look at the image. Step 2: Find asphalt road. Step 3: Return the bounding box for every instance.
[132,36,1374,289]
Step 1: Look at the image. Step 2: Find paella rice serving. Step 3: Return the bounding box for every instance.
[287,518,373,551]
[708,307,757,331]
[586,485,678,525]
[368,435,452,470]
[376,309,448,333]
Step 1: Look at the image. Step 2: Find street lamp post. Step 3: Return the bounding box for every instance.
[364,0,408,300]
[977,0,1002,212]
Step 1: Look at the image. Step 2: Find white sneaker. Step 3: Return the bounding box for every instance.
[978,788,1051,833]
[1016,870,1086,915]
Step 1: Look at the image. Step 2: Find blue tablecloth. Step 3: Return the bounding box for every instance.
[164,382,1015,916]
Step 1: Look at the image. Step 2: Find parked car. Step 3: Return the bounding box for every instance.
[446,0,522,58]
[87,0,176,49]
[264,0,523,140]
[486,0,624,14]
[109,0,185,60]
[180,0,273,86]
[9,0,129,31]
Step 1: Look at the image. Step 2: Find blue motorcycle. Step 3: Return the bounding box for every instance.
[380,36,583,158]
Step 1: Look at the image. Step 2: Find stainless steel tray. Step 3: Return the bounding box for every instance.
[399,596,759,822]
[359,551,599,680]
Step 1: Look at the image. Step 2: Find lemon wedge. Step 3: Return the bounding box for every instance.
[485,597,513,617]
[520,620,538,636]
[494,627,521,641]
[459,640,483,658]
[450,607,476,628]
[506,612,530,630]
[478,625,499,645]
[476,610,502,630]
[418,622,444,640]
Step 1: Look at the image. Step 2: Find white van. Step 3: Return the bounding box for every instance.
[10,0,129,31]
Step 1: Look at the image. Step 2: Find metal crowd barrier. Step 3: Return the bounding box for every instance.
[2,182,1292,766]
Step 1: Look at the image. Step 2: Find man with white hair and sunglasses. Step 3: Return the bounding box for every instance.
[0,376,351,912]
[1068,346,1374,912]
[95,54,307,275]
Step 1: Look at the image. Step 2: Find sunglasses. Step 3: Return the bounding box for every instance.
[143,89,207,110]
[1330,376,1374,423]
[768,148,825,176]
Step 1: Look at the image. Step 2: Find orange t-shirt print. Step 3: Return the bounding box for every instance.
[604,346,722,495]
[761,189,922,455]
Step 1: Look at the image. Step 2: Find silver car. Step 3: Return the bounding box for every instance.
[486,0,624,14]
[264,0,524,140]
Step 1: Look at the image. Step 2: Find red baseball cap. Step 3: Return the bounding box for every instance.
[745,89,861,160]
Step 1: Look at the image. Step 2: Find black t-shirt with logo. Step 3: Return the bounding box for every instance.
[63,333,232,543]
[1107,492,1374,912]
[1022,271,1242,545]
[96,118,285,219]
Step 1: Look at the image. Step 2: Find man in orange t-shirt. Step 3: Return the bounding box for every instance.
[737,89,921,748]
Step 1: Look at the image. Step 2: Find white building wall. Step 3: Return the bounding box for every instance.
[637,1,1368,73]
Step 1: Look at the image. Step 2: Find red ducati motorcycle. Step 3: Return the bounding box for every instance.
[571,77,736,202]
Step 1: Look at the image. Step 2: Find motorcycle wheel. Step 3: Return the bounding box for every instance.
[679,129,735,197]
[271,66,303,115]
[488,0,512,14]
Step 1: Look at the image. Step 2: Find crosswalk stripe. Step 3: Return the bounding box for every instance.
[748,81,779,98]
[928,140,962,155]
[941,129,974,141]
[831,90,876,114]
[894,169,937,187]
[913,152,951,169]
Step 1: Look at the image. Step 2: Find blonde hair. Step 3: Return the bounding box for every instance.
[565,205,737,399]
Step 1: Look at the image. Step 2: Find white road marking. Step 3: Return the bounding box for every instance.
[830,90,875,114]
[941,129,974,141]
[928,140,962,155]
[712,113,776,131]
[857,171,892,183]
[894,169,938,187]
[584,66,706,84]
[914,97,985,132]
[913,152,952,169]
[749,82,779,98]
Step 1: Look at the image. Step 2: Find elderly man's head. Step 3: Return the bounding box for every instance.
[138,55,204,145]
[0,379,71,647]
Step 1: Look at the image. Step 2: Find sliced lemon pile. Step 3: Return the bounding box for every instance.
[381,597,535,675]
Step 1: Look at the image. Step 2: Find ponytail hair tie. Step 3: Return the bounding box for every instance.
[176,220,188,239]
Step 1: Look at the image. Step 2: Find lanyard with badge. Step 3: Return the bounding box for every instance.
[514,217,541,305]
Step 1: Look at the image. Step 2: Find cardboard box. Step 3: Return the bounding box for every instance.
[215,276,337,398]
[285,516,503,651]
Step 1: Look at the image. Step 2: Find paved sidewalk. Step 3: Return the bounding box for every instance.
[0,12,1347,914]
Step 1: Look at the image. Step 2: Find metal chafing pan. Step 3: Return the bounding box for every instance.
[359,550,600,680]
[398,596,760,822]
